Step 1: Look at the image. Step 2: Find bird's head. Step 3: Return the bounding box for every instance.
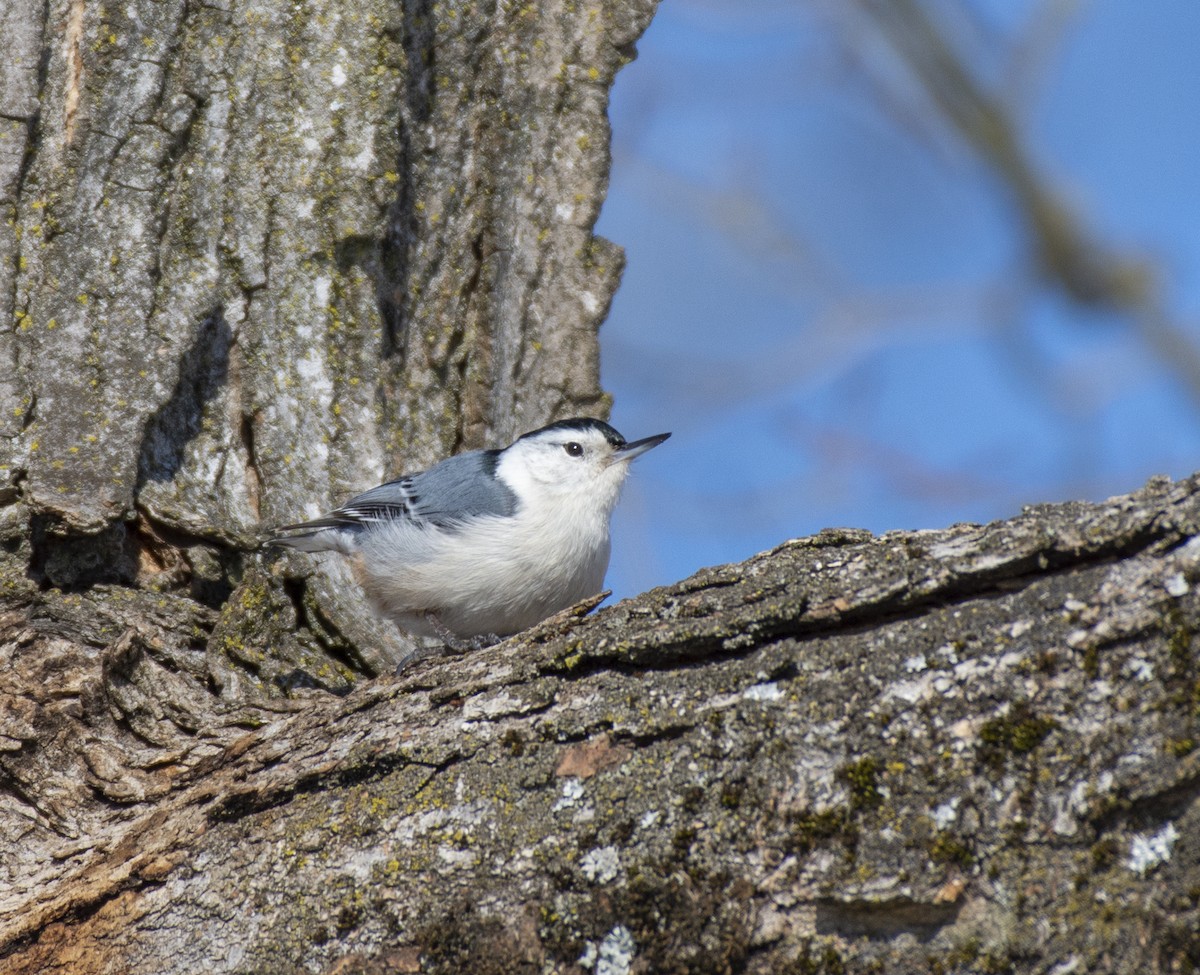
[497,418,670,516]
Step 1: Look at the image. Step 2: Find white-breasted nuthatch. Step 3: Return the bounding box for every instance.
[269,418,670,642]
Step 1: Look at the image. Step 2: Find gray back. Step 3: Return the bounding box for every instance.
[331,449,518,531]
[406,449,518,526]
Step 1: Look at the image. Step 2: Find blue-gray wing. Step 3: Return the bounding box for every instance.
[405,449,518,527]
[275,448,517,536]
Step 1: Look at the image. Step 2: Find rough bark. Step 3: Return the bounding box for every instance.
[3,472,1200,974]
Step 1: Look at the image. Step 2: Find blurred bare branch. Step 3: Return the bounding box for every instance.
[1004,0,1086,119]
[838,0,1200,405]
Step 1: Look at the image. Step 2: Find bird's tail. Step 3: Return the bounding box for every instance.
[265,525,358,555]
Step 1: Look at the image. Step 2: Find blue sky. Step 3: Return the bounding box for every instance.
[596,1,1200,600]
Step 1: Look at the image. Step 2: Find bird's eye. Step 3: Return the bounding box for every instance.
[564,442,584,457]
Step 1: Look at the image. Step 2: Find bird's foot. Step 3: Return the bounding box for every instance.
[423,612,469,652]
[422,613,503,654]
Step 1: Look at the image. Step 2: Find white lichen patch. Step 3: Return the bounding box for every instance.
[1065,629,1090,648]
[460,691,530,720]
[579,925,637,975]
[935,643,959,665]
[952,650,1025,683]
[1009,619,1034,639]
[579,845,620,884]
[1164,572,1189,596]
[341,848,390,882]
[742,681,783,703]
[703,691,741,711]
[389,798,494,847]
[932,797,960,830]
[552,778,586,812]
[436,845,478,868]
[312,275,331,309]
[1126,822,1179,875]
[885,675,935,706]
[948,717,979,741]
[1121,656,1155,683]
[928,535,1009,571]
[350,141,375,172]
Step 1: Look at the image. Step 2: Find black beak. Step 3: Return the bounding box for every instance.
[611,432,671,464]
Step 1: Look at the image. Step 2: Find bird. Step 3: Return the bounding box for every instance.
[268,417,670,644]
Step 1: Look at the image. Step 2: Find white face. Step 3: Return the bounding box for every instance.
[506,427,631,500]
[496,422,670,518]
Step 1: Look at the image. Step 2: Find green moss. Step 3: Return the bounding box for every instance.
[979,952,1016,974]
[671,826,698,854]
[785,938,847,975]
[929,831,974,867]
[585,870,753,975]
[838,756,884,812]
[719,781,744,809]
[414,899,519,975]
[500,728,526,756]
[1167,736,1196,758]
[1160,605,1200,716]
[929,939,1015,975]
[931,936,981,974]
[1090,836,1120,871]
[978,702,1058,767]
[680,785,705,813]
[785,808,855,856]
[335,887,367,935]
[1165,609,1193,670]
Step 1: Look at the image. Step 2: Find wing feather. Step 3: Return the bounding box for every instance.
[268,448,518,549]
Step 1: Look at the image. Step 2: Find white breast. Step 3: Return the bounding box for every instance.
[354,496,612,638]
